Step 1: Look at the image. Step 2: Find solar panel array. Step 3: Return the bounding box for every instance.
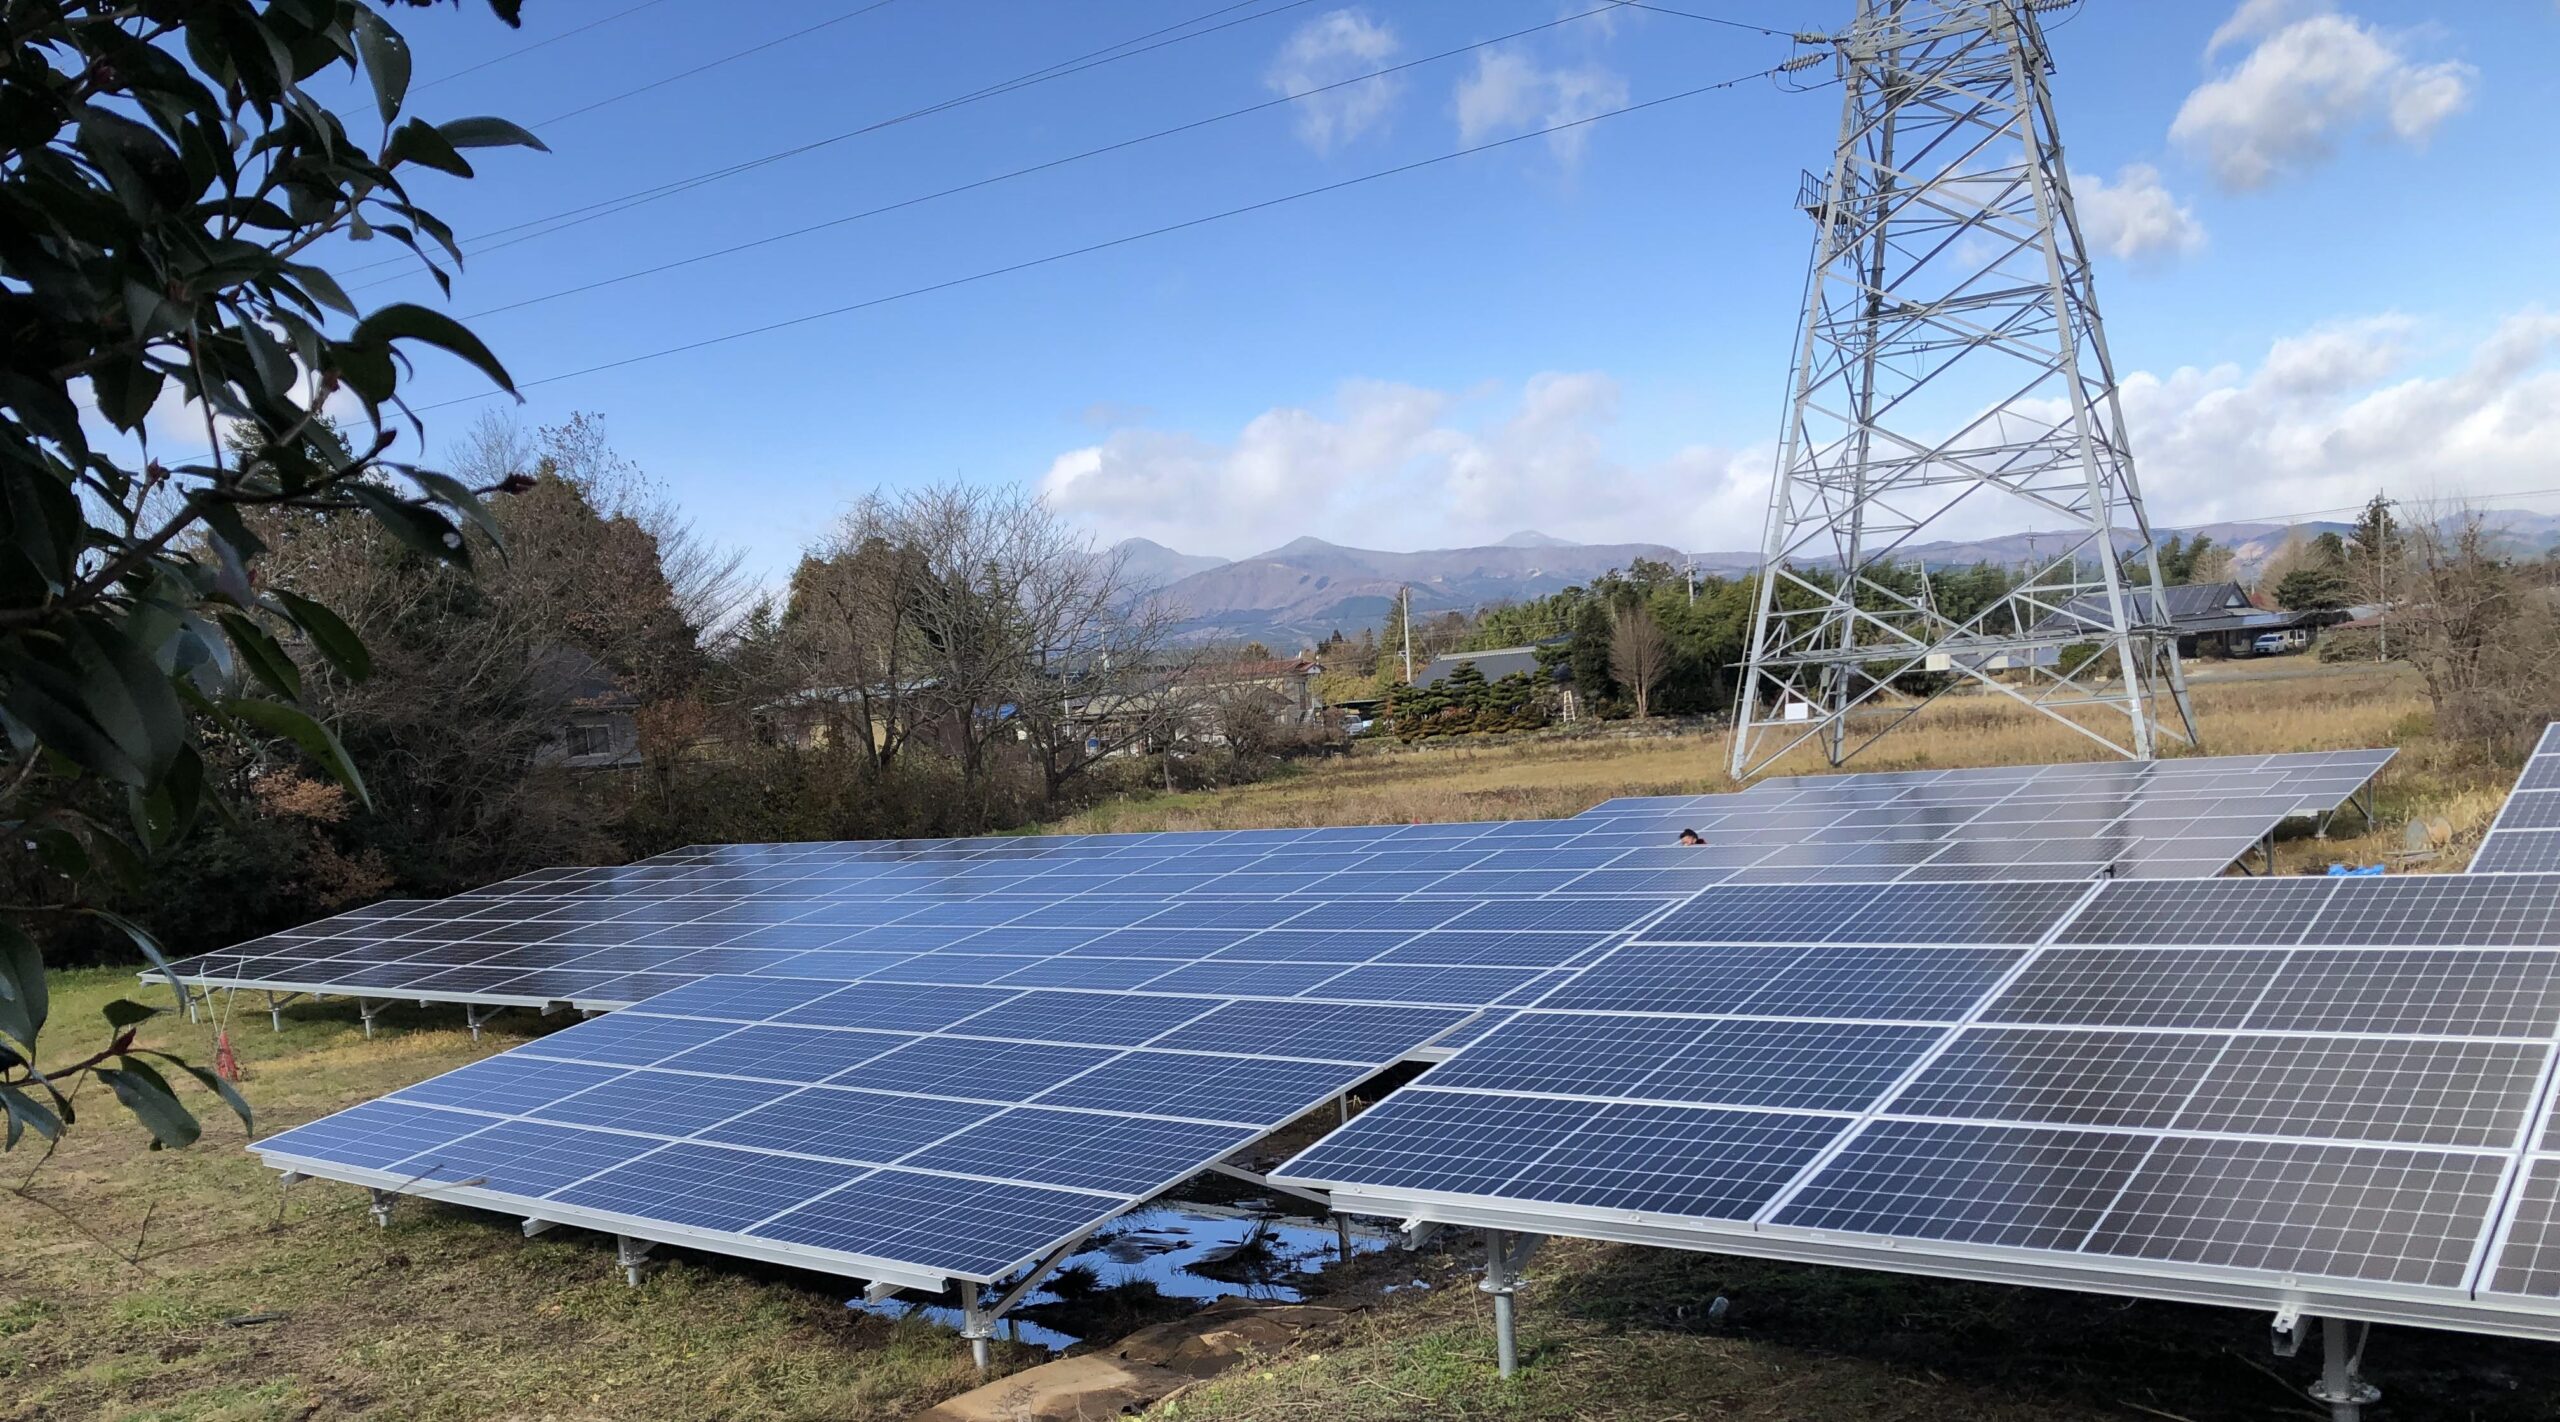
[253,973,1482,1286]
[2471,725,2560,874]
[1278,870,2560,1333]
[166,749,2393,1012]
[236,746,2402,1309]
[1579,748,2388,882]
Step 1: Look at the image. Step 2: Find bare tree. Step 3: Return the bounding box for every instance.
[2394,507,2560,759]
[1008,531,1184,808]
[459,411,754,642]
[782,498,942,775]
[776,481,1190,819]
[1609,604,1671,718]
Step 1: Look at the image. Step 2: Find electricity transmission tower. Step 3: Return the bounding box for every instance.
[1729,0,2195,778]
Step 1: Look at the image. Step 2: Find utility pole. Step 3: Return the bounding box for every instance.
[1730,0,2193,777]
[2374,490,2391,662]
[1400,585,1414,683]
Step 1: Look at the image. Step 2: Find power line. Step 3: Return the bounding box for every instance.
[415,0,677,90]
[386,61,1793,418]
[340,0,1320,283]
[455,2,1687,323]
[525,0,905,131]
[1607,2,1792,36]
[89,55,1791,461]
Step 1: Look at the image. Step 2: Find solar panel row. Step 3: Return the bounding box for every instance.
[234,748,2400,1323]
[254,975,1472,1284]
[2470,727,2560,874]
[163,749,2393,1013]
[170,888,1653,1023]
[1275,866,2560,1331]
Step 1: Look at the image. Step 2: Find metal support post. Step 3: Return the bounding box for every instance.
[1205,1161,1334,1212]
[358,999,384,1039]
[182,987,200,1024]
[522,1218,558,1238]
[264,991,300,1032]
[1479,1228,1544,1379]
[2308,1317,2379,1421]
[367,1188,396,1229]
[959,1281,992,1374]
[1335,1213,1354,1265]
[465,1004,502,1042]
[615,1235,656,1288]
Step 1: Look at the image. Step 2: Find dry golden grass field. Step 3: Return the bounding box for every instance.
[6,658,2548,1422]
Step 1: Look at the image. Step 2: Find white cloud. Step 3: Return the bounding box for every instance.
[2205,0,2314,58]
[1044,309,2560,559]
[1453,49,1629,166]
[2172,5,2475,189]
[2117,310,2560,525]
[1040,375,1769,556]
[2074,163,2206,263]
[1265,10,1401,154]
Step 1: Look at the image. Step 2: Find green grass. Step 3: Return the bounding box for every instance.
[1,970,1004,1422]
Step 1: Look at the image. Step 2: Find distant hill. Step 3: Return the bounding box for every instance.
[1146,536,1687,646]
[1123,512,2560,646]
[1112,537,1228,590]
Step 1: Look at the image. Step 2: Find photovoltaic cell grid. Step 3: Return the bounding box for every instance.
[165,877,1658,1032]
[1275,859,2560,1330]
[252,976,1469,1284]
[234,746,2402,1311]
[1578,747,2389,881]
[2470,724,2560,875]
[161,748,2392,1012]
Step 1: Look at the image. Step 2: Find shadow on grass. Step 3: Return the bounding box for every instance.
[1547,1245,2560,1420]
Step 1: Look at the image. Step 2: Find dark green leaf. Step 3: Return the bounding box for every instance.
[412,470,505,551]
[96,1062,200,1150]
[84,908,179,1004]
[102,999,161,1029]
[350,303,516,394]
[273,590,372,681]
[384,119,471,177]
[1,1082,65,1150]
[281,261,357,319]
[347,483,470,568]
[437,116,548,153]
[0,921,46,1055]
[350,7,411,126]
[217,612,302,700]
[27,822,89,878]
[235,317,296,400]
[223,697,370,809]
[148,1053,254,1137]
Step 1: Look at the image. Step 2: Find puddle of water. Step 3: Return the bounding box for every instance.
[848,1194,1385,1351]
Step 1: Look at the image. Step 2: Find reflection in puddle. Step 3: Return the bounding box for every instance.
[848,1195,1386,1351]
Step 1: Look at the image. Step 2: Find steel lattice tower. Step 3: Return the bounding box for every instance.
[1729,0,2195,778]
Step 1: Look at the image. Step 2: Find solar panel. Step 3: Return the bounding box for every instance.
[1276,851,2560,1339]
[2473,739,2560,873]
[257,975,1466,1288]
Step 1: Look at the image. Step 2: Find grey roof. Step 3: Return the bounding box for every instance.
[2031,580,2257,635]
[1421,647,1553,686]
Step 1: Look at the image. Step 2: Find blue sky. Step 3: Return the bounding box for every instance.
[192,1,2560,581]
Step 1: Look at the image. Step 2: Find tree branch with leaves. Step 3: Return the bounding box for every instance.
[2,0,537,1151]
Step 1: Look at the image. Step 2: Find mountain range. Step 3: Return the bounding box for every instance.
[1126,512,2560,648]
